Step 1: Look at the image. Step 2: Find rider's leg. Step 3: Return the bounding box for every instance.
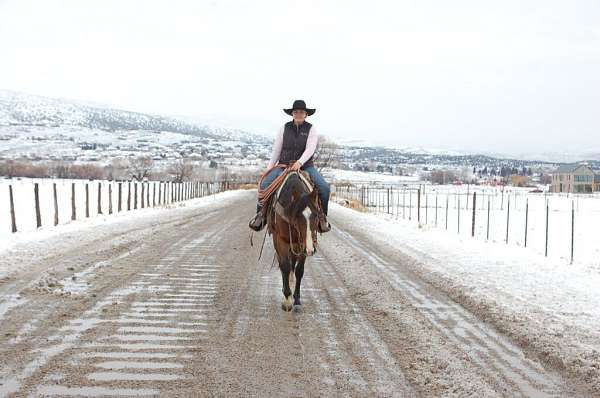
[249,167,284,230]
[258,167,284,205]
[303,166,330,215]
[302,166,331,232]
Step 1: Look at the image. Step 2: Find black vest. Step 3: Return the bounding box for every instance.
[278,121,314,168]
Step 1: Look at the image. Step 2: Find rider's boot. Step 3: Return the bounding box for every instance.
[318,212,331,233]
[249,206,266,231]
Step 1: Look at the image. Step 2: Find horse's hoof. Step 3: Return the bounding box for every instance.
[294,298,302,306]
[281,295,294,311]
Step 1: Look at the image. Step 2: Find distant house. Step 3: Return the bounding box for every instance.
[595,174,600,192]
[551,164,595,193]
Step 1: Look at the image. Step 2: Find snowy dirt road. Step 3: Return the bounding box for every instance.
[0,190,592,397]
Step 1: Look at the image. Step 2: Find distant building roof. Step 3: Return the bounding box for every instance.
[557,164,592,174]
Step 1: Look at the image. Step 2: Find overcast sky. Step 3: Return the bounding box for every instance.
[1,0,598,157]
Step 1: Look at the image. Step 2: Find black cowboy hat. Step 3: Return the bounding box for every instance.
[284,99,316,116]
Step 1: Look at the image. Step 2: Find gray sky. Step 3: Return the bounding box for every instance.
[1,0,599,157]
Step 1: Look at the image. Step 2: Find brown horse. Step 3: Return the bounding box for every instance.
[266,171,320,311]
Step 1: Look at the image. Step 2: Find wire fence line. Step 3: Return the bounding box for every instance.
[332,183,600,265]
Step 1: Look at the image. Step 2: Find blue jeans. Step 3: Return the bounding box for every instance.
[258,166,330,214]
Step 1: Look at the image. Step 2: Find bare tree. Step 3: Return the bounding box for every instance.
[430,170,458,185]
[70,163,106,179]
[49,161,71,178]
[313,136,340,171]
[129,156,154,181]
[169,157,194,183]
[105,157,130,180]
[0,159,18,177]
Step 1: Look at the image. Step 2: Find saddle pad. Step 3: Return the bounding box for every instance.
[276,170,313,200]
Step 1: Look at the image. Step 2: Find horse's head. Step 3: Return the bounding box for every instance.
[289,181,320,256]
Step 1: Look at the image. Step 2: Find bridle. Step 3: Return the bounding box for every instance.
[287,195,319,256]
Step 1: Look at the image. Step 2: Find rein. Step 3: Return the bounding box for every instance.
[288,222,304,256]
[257,164,292,207]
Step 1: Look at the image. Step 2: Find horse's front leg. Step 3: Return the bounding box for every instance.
[293,256,305,306]
[280,256,294,312]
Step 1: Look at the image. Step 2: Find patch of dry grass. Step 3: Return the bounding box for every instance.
[331,194,368,212]
[238,183,258,190]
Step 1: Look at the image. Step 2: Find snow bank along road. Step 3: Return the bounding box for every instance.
[0,190,593,397]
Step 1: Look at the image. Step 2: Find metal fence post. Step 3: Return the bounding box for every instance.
[471,192,476,237]
[571,200,575,264]
[417,188,421,223]
[457,196,461,234]
[545,199,549,257]
[445,194,449,230]
[524,198,529,248]
[506,196,511,244]
[486,196,490,241]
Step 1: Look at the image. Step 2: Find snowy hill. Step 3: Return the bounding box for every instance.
[0,90,271,165]
[0,90,268,142]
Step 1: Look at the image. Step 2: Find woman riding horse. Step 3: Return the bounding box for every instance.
[249,100,331,233]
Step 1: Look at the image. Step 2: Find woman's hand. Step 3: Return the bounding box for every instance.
[289,161,302,171]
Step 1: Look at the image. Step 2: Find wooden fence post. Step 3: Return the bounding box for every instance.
[34,183,41,228]
[108,183,113,214]
[158,182,162,205]
[9,185,17,232]
[127,181,131,211]
[97,182,103,215]
[85,183,90,218]
[118,182,122,212]
[53,183,59,226]
[71,183,76,220]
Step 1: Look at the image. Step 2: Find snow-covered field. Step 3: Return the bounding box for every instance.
[334,183,600,266]
[0,177,226,254]
[324,169,420,184]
